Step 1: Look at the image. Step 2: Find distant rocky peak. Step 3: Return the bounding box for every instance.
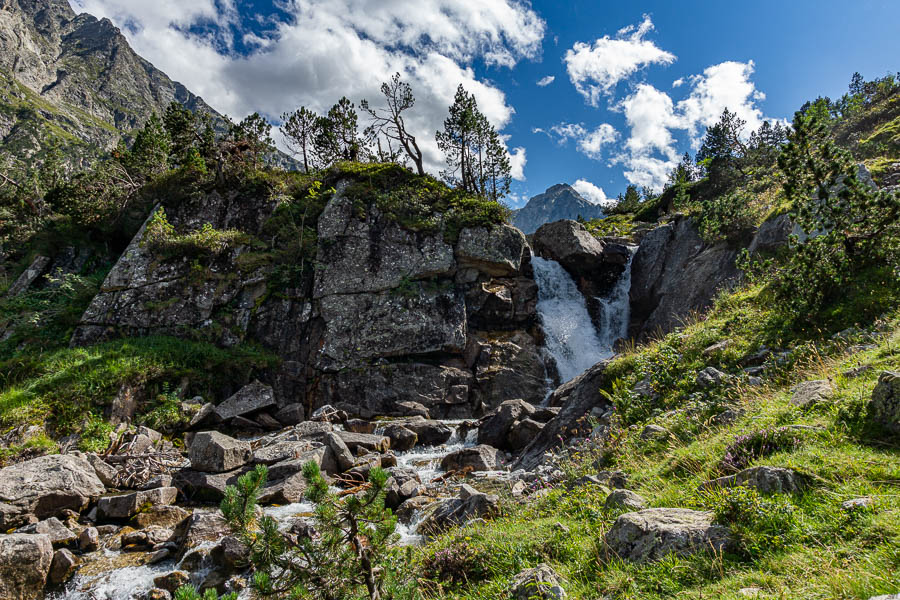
[511,183,606,234]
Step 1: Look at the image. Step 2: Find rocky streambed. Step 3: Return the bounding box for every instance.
[0,400,574,600]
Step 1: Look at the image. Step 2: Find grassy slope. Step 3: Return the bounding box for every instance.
[415,291,900,599]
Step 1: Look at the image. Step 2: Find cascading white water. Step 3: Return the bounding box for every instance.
[532,251,634,384]
[594,249,635,349]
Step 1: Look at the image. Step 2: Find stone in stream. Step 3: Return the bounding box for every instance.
[0,533,54,600]
[420,484,500,534]
[336,431,390,454]
[403,420,453,446]
[0,454,105,529]
[188,431,251,473]
[477,399,535,450]
[133,505,191,529]
[344,419,376,434]
[97,487,178,520]
[440,444,502,472]
[252,441,321,465]
[48,548,79,584]
[79,527,100,552]
[382,424,418,451]
[16,517,76,548]
[324,432,355,473]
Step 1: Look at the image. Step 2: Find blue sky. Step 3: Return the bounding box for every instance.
[70,0,900,207]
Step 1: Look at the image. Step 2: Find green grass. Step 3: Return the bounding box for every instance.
[414,309,900,599]
[0,335,278,440]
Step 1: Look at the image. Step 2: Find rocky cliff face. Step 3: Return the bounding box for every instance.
[512,183,606,234]
[0,0,220,163]
[71,179,547,420]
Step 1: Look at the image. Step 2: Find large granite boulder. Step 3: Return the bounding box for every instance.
[0,454,105,529]
[97,487,178,520]
[404,420,453,446]
[188,432,251,473]
[604,508,730,563]
[455,225,527,277]
[869,371,900,435]
[0,533,53,600]
[532,220,606,276]
[629,216,740,341]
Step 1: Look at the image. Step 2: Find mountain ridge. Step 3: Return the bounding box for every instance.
[512,182,607,234]
[1,0,242,166]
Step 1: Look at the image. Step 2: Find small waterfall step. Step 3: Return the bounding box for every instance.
[532,249,635,385]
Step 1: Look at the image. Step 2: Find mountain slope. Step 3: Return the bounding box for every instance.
[512,183,607,234]
[0,0,222,165]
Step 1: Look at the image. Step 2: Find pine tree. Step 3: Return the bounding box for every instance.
[436,84,510,198]
[315,97,363,165]
[201,462,400,600]
[281,106,320,172]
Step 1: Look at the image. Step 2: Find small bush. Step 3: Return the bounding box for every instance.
[709,485,801,558]
[143,207,248,258]
[421,540,491,585]
[721,427,802,472]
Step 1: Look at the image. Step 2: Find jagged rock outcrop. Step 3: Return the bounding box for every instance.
[629,216,741,340]
[0,0,216,161]
[71,179,544,420]
[512,183,606,234]
[516,360,613,470]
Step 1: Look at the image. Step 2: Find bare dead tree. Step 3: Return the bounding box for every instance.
[360,73,424,175]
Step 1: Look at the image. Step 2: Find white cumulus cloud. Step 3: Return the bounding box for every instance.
[545,122,618,160]
[572,179,612,206]
[564,15,675,106]
[68,0,544,180]
[610,60,775,190]
[536,75,555,87]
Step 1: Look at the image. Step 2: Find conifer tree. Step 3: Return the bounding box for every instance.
[281,106,320,172]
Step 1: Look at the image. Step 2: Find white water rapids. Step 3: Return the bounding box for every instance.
[532,251,634,384]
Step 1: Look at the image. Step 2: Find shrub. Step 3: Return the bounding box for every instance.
[143,208,248,258]
[709,485,801,558]
[721,427,802,472]
[420,540,491,585]
[696,191,759,242]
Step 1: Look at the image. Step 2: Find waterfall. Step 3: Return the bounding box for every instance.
[594,250,635,349]
[532,251,634,384]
